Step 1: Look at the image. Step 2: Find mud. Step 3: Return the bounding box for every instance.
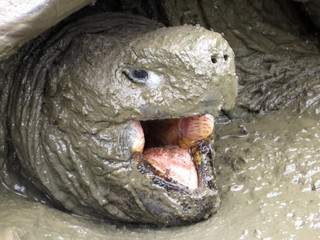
[1,0,320,237]
[1,108,320,238]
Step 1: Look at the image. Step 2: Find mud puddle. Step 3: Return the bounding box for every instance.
[1,109,320,239]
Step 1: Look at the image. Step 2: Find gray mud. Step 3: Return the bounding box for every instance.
[2,108,320,239]
[1,0,320,238]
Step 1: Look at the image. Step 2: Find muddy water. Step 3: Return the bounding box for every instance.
[1,109,320,239]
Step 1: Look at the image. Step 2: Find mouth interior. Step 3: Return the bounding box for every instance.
[134,114,214,191]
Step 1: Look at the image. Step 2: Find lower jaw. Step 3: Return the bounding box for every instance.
[131,139,219,226]
[136,138,217,192]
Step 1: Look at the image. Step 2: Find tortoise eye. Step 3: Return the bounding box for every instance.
[124,68,149,84]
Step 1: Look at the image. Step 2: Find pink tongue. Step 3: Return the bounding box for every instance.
[143,146,198,190]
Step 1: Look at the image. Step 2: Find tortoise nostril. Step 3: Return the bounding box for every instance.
[223,54,229,61]
[211,56,217,64]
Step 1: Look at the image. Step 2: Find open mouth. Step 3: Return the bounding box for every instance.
[132,114,217,191]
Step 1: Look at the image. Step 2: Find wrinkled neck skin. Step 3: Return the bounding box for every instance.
[3,13,237,226]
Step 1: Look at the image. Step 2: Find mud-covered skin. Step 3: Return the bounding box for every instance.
[1,13,237,225]
[121,0,320,115]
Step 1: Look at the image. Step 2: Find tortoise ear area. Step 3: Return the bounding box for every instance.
[123,68,149,84]
[45,70,69,98]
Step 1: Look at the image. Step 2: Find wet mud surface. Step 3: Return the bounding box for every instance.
[1,0,320,238]
[2,109,320,239]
